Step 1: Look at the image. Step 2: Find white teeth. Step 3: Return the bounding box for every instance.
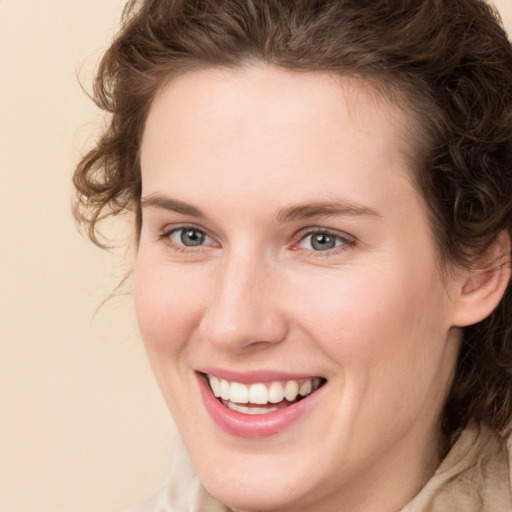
[209,376,221,397]
[249,383,268,404]
[220,379,230,401]
[226,402,279,414]
[268,382,284,404]
[299,380,312,397]
[284,380,299,401]
[230,382,249,404]
[207,375,322,408]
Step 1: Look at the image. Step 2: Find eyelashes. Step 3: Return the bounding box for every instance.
[158,224,356,256]
[168,226,213,248]
[158,225,218,254]
[296,229,355,253]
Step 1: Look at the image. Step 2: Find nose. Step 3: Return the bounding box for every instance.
[199,252,288,353]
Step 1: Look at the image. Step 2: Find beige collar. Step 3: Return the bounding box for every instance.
[127,423,512,512]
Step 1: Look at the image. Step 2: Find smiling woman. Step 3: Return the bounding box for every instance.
[74,1,512,511]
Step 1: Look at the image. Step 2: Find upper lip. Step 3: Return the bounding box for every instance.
[196,366,325,384]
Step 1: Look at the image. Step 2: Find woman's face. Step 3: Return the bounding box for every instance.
[136,66,463,512]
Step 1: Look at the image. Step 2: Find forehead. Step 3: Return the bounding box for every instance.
[145,66,410,138]
[140,65,421,226]
[141,66,412,180]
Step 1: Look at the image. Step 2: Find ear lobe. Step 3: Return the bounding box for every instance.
[452,231,511,328]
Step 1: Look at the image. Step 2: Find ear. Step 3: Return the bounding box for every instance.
[451,230,511,327]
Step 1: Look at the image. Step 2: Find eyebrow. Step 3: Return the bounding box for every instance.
[276,200,382,222]
[140,194,204,218]
[140,194,381,221]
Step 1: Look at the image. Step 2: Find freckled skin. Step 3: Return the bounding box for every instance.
[135,65,466,512]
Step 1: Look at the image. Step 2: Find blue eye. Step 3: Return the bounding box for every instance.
[170,227,210,247]
[299,231,345,251]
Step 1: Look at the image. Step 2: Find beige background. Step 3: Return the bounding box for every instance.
[1,1,511,511]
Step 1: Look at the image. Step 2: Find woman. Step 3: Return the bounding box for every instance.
[74,0,512,510]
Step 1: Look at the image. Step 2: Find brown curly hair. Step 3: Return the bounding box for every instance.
[74,0,512,437]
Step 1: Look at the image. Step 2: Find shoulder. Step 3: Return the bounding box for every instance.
[402,423,512,512]
[123,436,227,512]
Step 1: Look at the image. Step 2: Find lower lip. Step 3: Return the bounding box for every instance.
[197,373,324,439]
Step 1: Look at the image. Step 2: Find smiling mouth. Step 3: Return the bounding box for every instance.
[204,373,326,415]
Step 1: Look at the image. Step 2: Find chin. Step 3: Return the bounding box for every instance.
[201,471,307,512]
[191,447,328,512]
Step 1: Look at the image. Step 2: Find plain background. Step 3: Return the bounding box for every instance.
[1,1,511,511]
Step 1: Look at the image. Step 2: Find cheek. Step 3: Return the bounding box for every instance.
[134,253,206,357]
[134,253,211,423]
[289,260,452,395]
[292,267,455,454]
